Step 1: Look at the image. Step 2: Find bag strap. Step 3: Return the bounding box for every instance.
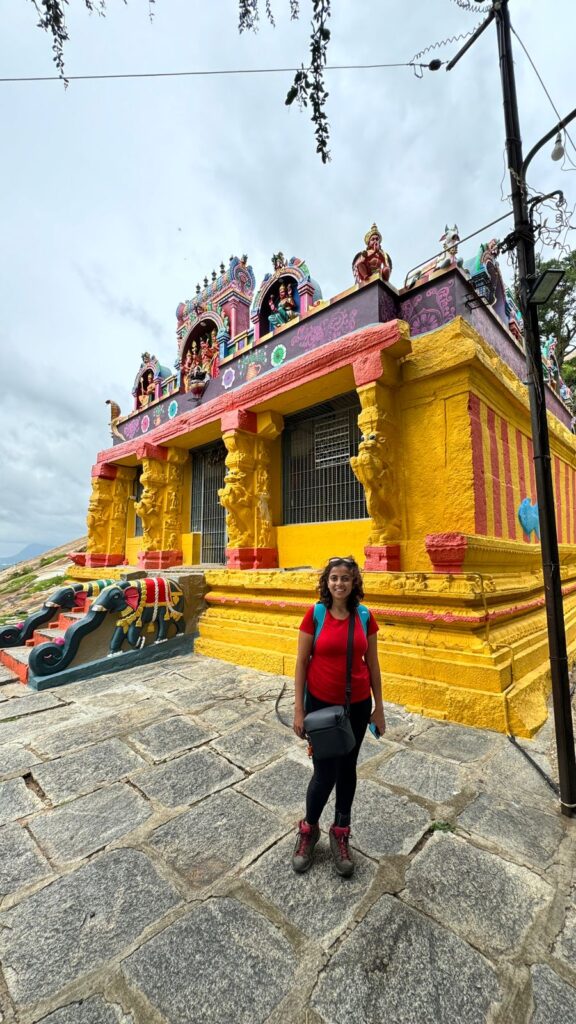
[345,611,355,712]
[312,602,327,649]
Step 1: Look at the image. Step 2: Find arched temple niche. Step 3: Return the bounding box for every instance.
[251,253,322,344]
[179,315,221,391]
[133,353,172,411]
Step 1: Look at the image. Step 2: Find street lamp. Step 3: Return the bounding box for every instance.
[449,1,576,816]
[528,270,565,306]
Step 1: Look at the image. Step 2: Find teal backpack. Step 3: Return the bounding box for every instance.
[312,602,370,647]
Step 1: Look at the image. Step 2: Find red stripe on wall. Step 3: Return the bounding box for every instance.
[516,428,530,543]
[527,437,537,542]
[555,457,563,543]
[569,464,573,544]
[565,460,571,544]
[500,419,516,539]
[469,394,487,534]
[487,407,502,537]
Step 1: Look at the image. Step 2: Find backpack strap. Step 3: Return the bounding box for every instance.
[312,602,327,649]
[357,604,370,636]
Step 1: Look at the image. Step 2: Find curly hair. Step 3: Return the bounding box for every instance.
[318,556,364,611]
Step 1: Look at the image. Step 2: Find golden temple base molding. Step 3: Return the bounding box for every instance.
[194,567,576,737]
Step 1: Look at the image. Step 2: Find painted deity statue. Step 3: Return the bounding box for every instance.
[353,224,392,284]
[405,225,465,289]
[268,281,297,332]
[137,369,155,409]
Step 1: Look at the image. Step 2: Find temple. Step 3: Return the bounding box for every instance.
[66,223,576,736]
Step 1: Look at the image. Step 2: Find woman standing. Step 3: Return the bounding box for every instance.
[292,556,386,876]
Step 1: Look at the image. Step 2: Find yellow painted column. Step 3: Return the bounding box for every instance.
[85,464,135,568]
[219,410,282,568]
[351,371,403,570]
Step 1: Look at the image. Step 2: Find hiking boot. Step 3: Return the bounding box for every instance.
[292,820,320,873]
[329,825,354,877]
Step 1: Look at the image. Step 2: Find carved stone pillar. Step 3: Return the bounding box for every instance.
[79,463,135,568]
[219,410,282,569]
[134,445,187,569]
[351,375,403,572]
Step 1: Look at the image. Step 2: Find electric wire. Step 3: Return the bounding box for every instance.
[510,23,576,169]
[0,60,427,85]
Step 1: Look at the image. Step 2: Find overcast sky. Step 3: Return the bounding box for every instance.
[0,0,574,556]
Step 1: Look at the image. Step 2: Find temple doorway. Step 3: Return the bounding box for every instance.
[190,441,227,564]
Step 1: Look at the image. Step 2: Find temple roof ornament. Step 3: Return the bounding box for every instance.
[352,223,392,284]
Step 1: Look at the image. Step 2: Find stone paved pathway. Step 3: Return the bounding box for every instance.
[0,654,575,1024]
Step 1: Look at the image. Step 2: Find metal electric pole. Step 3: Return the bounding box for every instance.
[448,0,576,816]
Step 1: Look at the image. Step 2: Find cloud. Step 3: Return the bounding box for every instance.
[76,265,164,339]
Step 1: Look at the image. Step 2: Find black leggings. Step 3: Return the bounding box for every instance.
[305,693,372,828]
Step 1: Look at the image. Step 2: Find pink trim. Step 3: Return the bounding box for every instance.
[425,533,468,573]
[221,409,257,434]
[91,463,118,480]
[516,428,530,543]
[226,547,279,569]
[468,394,487,535]
[137,549,183,569]
[500,420,516,540]
[487,407,502,537]
[85,553,126,568]
[205,580,576,626]
[364,545,401,571]
[135,442,167,462]
[96,322,405,466]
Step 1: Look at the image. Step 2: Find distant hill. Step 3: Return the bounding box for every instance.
[0,543,51,568]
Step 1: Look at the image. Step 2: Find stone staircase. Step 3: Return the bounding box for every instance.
[0,607,89,685]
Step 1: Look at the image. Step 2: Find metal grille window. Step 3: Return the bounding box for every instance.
[190,441,227,564]
[282,395,367,524]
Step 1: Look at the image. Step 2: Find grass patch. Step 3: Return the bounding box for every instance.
[0,572,37,594]
[430,821,455,833]
[25,575,67,595]
[38,554,62,567]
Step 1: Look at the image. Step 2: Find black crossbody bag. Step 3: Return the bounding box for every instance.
[303,612,356,760]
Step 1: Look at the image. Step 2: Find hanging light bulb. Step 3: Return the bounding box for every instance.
[551,132,565,162]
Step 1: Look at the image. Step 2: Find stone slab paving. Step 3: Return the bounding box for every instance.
[235,754,314,818]
[530,964,576,1023]
[0,691,65,723]
[243,833,378,946]
[348,779,431,858]
[403,831,554,956]
[127,714,217,762]
[37,995,135,1023]
[130,747,244,808]
[0,650,573,1024]
[0,822,52,898]
[410,721,500,762]
[27,784,154,864]
[0,743,41,779]
[374,746,466,804]
[0,848,180,1008]
[122,898,297,1024]
[0,776,44,826]
[146,788,288,888]
[311,894,501,1024]
[31,738,147,804]
[458,791,566,869]
[210,719,293,771]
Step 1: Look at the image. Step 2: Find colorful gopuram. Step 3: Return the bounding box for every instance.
[69,226,576,736]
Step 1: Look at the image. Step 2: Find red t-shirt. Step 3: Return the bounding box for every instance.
[300,605,379,704]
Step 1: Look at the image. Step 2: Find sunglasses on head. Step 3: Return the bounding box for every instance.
[328,556,355,567]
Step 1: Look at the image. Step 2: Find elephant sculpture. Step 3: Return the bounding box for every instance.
[100,577,185,653]
[0,579,115,649]
[27,577,185,678]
